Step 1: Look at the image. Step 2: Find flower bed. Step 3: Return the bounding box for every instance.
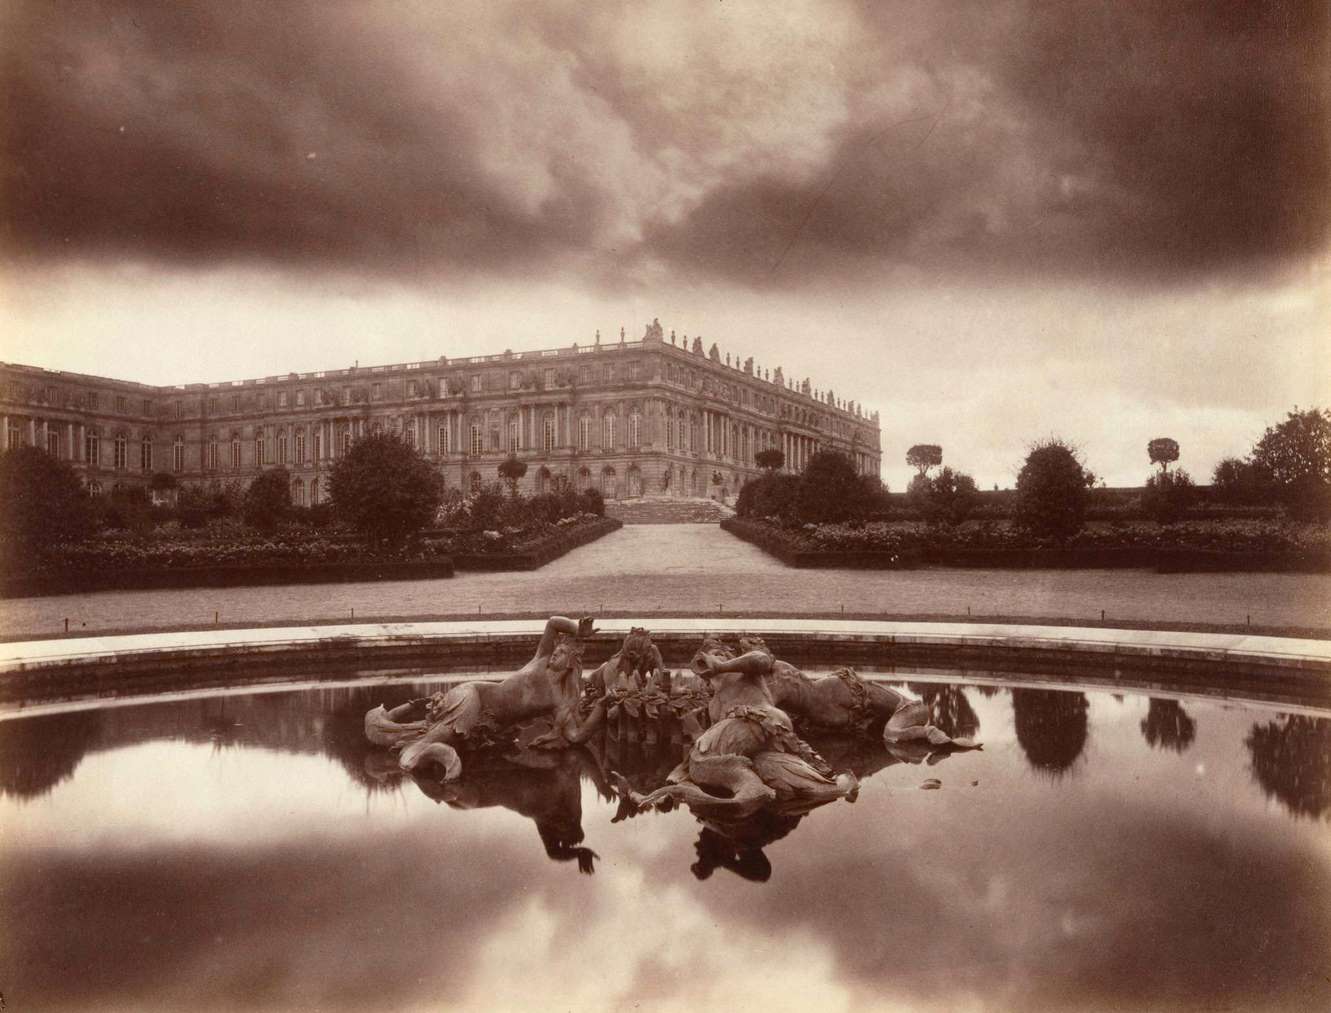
[448,516,622,571]
[722,517,1331,572]
[4,531,455,598]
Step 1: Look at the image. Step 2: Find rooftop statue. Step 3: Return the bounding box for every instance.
[692,335,704,354]
[708,342,721,362]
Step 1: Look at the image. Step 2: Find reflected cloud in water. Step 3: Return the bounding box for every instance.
[3,679,1329,1011]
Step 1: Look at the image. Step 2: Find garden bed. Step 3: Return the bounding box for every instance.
[722,517,1331,572]
[450,516,622,571]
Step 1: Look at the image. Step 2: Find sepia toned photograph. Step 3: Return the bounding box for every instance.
[1,2,1328,1011]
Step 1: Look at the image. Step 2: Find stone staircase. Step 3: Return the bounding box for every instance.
[605,496,733,524]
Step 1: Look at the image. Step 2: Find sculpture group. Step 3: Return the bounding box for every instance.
[365,616,980,836]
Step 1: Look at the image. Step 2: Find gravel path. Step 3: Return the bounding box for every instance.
[2,525,1327,639]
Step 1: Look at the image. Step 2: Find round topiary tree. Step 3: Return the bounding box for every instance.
[0,446,92,566]
[328,432,443,547]
[498,455,528,497]
[242,467,293,533]
[1147,437,1180,474]
[754,448,784,472]
[1013,439,1092,539]
[906,444,942,478]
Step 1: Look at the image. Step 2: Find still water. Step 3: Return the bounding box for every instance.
[2,675,1329,1013]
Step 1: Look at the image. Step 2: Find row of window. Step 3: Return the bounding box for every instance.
[2,382,154,416]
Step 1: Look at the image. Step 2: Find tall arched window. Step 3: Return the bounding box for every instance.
[173,435,184,472]
[231,436,242,469]
[341,429,352,457]
[508,417,520,453]
[469,472,482,493]
[579,415,591,450]
[113,433,128,470]
[470,424,482,457]
[255,431,265,467]
[602,413,616,450]
[542,414,555,451]
[629,412,641,448]
[278,430,289,465]
[140,436,152,472]
[439,424,451,455]
[310,477,319,504]
[291,477,305,506]
[207,435,219,471]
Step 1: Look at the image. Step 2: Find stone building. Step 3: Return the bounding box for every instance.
[0,319,881,502]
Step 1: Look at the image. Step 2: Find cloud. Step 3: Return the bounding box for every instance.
[4,1,1326,288]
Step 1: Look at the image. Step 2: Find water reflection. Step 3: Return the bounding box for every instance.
[1246,714,1331,820]
[5,678,1331,1012]
[0,709,103,800]
[1140,698,1197,753]
[1012,687,1089,777]
[906,681,981,739]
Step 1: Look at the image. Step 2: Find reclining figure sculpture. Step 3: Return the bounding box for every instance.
[364,615,605,779]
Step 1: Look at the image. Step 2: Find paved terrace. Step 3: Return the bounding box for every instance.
[2,526,1328,641]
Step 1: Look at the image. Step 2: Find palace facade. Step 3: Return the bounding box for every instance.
[0,320,881,502]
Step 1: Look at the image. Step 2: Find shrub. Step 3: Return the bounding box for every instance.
[1014,439,1092,539]
[0,446,92,566]
[913,466,980,526]
[581,487,605,517]
[1142,469,1196,524]
[328,432,444,546]
[242,468,293,533]
[794,451,870,525]
[754,448,784,472]
[736,472,801,522]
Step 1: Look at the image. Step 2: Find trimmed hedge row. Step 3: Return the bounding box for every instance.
[722,517,1331,572]
[452,517,622,571]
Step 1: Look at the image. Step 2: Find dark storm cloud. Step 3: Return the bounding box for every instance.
[2,1,593,273]
[649,0,1331,287]
[3,0,1327,285]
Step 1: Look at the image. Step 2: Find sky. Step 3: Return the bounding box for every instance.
[2,0,1328,490]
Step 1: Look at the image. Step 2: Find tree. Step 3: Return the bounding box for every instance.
[906,444,942,478]
[328,432,443,546]
[1141,468,1196,524]
[755,448,784,472]
[0,446,91,565]
[242,467,293,532]
[794,450,870,524]
[1147,437,1180,474]
[735,473,801,522]
[909,466,979,526]
[1211,457,1261,504]
[1249,407,1331,521]
[498,455,528,497]
[1013,438,1092,539]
